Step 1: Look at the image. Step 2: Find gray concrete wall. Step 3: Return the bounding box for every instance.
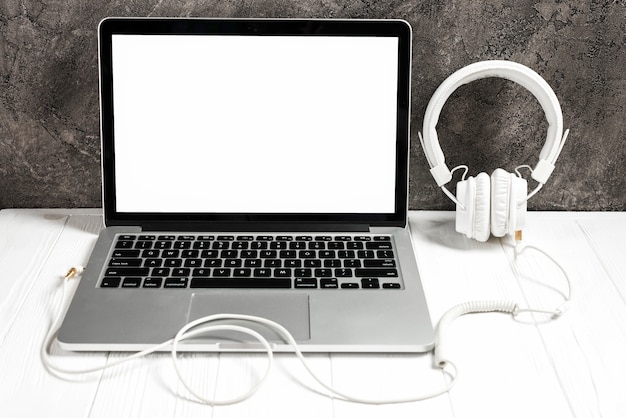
[1,0,624,210]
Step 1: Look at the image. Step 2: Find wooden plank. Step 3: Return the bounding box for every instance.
[0,210,106,416]
[407,211,574,417]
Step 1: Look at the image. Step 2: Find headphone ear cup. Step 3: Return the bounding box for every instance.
[455,172,491,242]
[491,168,528,237]
[490,169,512,237]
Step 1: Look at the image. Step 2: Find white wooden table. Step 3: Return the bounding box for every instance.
[1,209,624,417]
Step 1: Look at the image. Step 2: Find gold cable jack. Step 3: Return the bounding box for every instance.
[64,266,83,281]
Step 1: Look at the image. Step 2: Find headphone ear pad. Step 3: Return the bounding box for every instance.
[456,172,491,242]
[491,168,528,237]
[490,169,512,237]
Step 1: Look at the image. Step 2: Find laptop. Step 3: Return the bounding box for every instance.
[57,17,434,353]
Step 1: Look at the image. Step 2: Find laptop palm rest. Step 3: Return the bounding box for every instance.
[185,293,310,348]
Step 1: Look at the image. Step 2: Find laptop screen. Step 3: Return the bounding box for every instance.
[99,19,411,228]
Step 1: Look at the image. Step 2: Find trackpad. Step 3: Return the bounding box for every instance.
[187,293,310,346]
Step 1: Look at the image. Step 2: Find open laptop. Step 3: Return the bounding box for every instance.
[57,17,434,353]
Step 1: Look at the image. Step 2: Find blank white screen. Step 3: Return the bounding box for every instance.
[112,34,398,213]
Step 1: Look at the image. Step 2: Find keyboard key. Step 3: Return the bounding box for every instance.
[233,268,252,277]
[355,268,398,277]
[254,268,272,277]
[264,259,281,268]
[260,250,277,258]
[115,240,134,249]
[138,235,156,241]
[213,241,230,250]
[155,241,172,249]
[304,259,321,267]
[151,268,170,277]
[245,259,262,267]
[364,259,396,268]
[184,259,202,267]
[343,259,361,268]
[190,278,291,289]
[135,241,153,249]
[374,236,391,241]
[213,268,231,277]
[192,268,211,277]
[143,277,162,288]
[204,259,222,267]
[164,278,188,288]
[145,259,163,268]
[383,283,401,289]
[366,242,393,249]
[221,250,238,258]
[294,268,312,277]
[309,242,325,250]
[172,268,190,277]
[341,283,359,289]
[109,258,142,267]
[101,277,121,287]
[173,241,192,249]
[295,278,317,288]
[105,267,150,277]
[232,241,249,250]
[377,250,395,259]
[193,241,212,249]
[225,259,243,267]
[164,259,182,267]
[142,249,159,258]
[274,268,292,277]
[314,268,332,277]
[320,278,338,289]
[163,249,179,258]
[361,278,380,289]
[324,259,341,267]
[112,249,140,258]
[122,277,142,288]
[334,268,353,278]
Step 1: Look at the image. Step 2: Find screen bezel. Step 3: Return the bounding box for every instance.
[98,18,411,229]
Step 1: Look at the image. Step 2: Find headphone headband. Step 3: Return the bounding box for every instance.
[420,60,568,188]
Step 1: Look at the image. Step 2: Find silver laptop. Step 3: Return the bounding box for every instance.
[57,17,434,352]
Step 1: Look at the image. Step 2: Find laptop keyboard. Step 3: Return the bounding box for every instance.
[100,234,402,290]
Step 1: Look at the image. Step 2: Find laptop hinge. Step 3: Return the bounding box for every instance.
[139,223,371,233]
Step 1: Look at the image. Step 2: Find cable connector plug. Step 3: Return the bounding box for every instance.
[63,266,84,281]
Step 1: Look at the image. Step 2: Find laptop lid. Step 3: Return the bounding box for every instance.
[98,18,411,231]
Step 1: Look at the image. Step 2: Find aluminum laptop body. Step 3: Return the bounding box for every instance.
[57,17,434,352]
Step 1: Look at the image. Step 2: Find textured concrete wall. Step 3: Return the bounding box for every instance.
[0,0,624,210]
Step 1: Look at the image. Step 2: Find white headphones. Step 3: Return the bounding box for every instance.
[419,60,569,242]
